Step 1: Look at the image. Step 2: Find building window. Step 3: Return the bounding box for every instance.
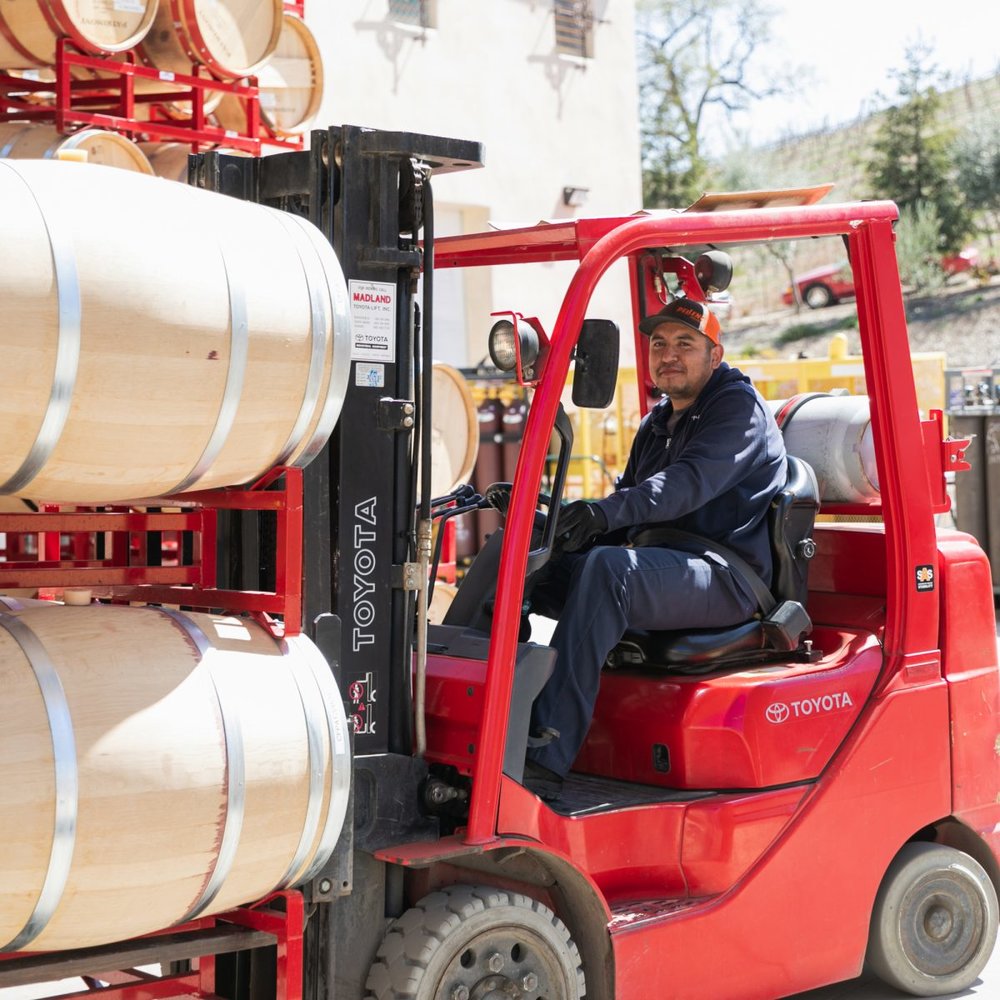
[388,0,436,29]
[554,0,594,59]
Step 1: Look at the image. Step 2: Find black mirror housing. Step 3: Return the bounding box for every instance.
[572,319,620,409]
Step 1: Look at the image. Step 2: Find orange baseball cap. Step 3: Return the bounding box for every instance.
[638,298,722,345]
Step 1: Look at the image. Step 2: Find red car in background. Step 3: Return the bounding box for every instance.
[783,248,979,308]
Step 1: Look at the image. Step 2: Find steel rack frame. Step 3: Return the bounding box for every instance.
[0,40,303,154]
[0,467,304,638]
[0,891,304,1000]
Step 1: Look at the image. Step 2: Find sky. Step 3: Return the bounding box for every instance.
[713,0,1000,151]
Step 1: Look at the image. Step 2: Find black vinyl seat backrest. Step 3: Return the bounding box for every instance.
[770,455,820,605]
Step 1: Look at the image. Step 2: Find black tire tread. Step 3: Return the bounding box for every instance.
[365,883,585,1000]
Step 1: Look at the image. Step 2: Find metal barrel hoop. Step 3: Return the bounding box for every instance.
[270,209,332,468]
[288,216,352,468]
[165,230,250,495]
[0,609,78,952]
[273,641,328,889]
[0,161,82,496]
[284,633,351,885]
[157,608,246,922]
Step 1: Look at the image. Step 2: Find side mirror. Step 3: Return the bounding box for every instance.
[572,319,619,409]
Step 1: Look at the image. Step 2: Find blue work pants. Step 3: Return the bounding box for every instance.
[527,544,757,777]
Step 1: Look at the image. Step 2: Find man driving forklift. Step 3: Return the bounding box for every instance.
[524,297,787,800]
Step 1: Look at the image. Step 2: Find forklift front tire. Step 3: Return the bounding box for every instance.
[867,842,999,997]
[364,883,586,1000]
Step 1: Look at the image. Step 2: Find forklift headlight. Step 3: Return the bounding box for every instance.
[489,319,538,373]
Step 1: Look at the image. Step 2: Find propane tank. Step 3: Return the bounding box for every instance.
[769,393,879,504]
[473,392,505,550]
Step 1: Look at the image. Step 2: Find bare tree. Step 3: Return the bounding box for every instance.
[637,0,794,208]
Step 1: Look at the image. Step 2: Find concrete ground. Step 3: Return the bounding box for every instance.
[4,947,1000,999]
[791,945,1000,999]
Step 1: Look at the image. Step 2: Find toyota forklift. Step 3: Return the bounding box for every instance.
[3,126,999,1000]
[273,129,1000,999]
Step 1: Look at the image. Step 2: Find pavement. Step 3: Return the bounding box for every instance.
[5,947,1000,999]
[790,946,1000,999]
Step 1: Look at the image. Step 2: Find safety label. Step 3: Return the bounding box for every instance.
[350,280,396,363]
[355,363,385,388]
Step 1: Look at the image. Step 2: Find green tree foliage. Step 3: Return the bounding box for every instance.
[894,201,947,293]
[954,113,1000,240]
[636,0,789,209]
[866,45,971,251]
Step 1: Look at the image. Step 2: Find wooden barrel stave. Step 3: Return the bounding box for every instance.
[427,363,480,500]
[213,13,323,136]
[137,140,194,182]
[141,0,283,81]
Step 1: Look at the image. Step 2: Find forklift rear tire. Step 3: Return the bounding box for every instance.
[364,883,586,999]
[867,842,999,997]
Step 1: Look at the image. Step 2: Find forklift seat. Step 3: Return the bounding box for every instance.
[607,456,820,673]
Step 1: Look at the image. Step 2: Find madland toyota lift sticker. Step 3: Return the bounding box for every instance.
[350,280,396,363]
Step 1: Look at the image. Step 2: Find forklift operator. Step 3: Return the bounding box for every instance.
[524,298,787,800]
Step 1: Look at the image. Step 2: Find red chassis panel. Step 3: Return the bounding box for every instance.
[609,681,951,999]
[937,531,1000,849]
[579,626,882,789]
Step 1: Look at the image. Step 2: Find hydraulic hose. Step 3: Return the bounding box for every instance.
[414,169,434,758]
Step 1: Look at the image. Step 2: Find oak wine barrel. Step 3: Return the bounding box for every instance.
[0,0,157,68]
[0,158,351,504]
[426,363,479,500]
[213,13,323,137]
[141,0,283,81]
[0,122,154,172]
[138,140,194,181]
[0,598,351,953]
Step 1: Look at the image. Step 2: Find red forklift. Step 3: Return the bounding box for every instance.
[1,127,998,1000]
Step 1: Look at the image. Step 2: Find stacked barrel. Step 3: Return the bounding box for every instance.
[0,135,352,946]
[0,0,325,179]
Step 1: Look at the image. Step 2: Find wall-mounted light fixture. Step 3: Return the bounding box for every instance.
[562,185,590,207]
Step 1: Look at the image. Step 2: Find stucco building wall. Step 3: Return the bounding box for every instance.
[304,0,643,365]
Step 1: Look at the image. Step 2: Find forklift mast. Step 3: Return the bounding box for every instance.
[192,126,481,737]
[190,126,483,996]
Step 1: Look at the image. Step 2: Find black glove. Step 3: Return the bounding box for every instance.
[484,482,513,515]
[556,501,608,552]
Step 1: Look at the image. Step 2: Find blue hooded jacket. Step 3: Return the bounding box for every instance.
[593,362,787,586]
